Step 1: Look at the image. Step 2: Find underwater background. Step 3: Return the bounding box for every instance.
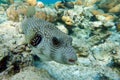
[0,0,120,80]
[38,0,60,4]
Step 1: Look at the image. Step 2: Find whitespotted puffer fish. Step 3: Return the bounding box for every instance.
[21,17,77,65]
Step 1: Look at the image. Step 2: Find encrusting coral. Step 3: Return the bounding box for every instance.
[6,2,57,22]
[62,16,73,26]
[6,4,19,21]
[6,3,28,21]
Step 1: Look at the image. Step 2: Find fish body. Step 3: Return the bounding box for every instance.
[22,17,77,64]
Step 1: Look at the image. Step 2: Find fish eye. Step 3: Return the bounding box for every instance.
[52,37,61,47]
[30,33,42,46]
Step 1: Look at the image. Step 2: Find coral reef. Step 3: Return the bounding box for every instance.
[116,22,120,31]
[1,0,120,79]
[0,0,14,4]
[56,23,68,34]
[75,0,100,6]
[109,4,120,13]
[91,10,116,22]
[55,1,74,10]
[6,3,28,21]
[62,16,73,26]
[35,7,57,22]
[6,2,57,22]
[6,4,19,21]
[26,0,37,6]
[98,0,120,13]
[36,1,44,8]
[11,67,54,80]
[55,1,65,10]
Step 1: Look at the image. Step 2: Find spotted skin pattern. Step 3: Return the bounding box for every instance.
[22,17,77,65]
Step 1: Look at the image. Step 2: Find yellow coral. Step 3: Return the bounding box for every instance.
[26,0,37,6]
[55,2,65,10]
[109,4,120,13]
[62,16,73,26]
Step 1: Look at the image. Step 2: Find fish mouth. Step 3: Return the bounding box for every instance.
[67,59,76,65]
[69,59,76,63]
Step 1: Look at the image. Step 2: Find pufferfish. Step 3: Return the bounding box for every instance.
[21,6,77,65]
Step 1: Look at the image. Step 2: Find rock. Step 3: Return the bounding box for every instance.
[96,14,111,22]
[98,0,120,12]
[0,21,25,50]
[10,67,55,80]
[37,1,44,8]
[109,4,120,13]
[72,37,90,57]
[34,60,120,80]
[103,21,115,27]
[91,21,103,28]
[75,0,100,6]
[0,48,8,61]
[116,22,120,31]
[0,6,5,15]
[74,0,83,5]
[56,24,68,34]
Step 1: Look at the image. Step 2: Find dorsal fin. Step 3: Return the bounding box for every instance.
[26,6,36,18]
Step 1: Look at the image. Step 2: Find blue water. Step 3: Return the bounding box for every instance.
[38,0,61,4]
[38,0,75,4]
